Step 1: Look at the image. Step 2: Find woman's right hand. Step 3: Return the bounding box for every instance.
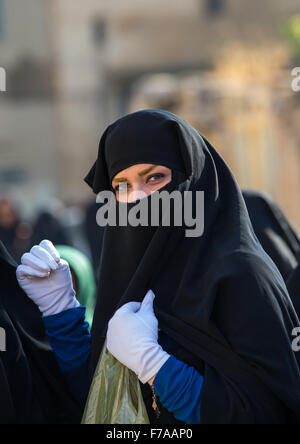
[16,240,80,317]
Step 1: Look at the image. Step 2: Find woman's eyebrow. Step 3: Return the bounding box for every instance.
[113,165,158,183]
[138,165,157,177]
[112,177,128,183]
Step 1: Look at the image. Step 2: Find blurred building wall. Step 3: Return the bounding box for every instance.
[0,0,58,217]
[48,0,300,204]
[0,0,299,228]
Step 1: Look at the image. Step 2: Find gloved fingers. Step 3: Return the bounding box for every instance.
[21,252,52,273]
[39,240,61,263]
[58,259,72,271]
[135,290,158,335]
[139,289,155,313]
[16,264,51,280]
[30,245,59,270]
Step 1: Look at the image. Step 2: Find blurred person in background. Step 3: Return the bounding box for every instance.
[243,190,300,282]
[31,199,72,246]
[0,197,32,263]
[31,205,71,248]
[17,110,300,424]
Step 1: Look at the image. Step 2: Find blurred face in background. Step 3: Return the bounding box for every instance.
[111,163,172,203]
[0,199,18,229]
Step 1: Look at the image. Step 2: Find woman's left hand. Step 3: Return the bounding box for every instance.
[106,290,170,384]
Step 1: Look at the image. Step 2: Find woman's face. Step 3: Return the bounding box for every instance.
[112,164,172,202]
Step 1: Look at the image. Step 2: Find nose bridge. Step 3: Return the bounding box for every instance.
[128,182,149,202]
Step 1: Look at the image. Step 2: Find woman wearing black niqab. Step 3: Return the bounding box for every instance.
[0,240,82,424]
[85,109,300,424]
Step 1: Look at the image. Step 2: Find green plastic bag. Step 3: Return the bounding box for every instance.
[81,341,150,424]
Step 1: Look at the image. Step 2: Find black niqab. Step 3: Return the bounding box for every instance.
[0,241,82,424]
[85,110,300,424]
[243,190,300,282]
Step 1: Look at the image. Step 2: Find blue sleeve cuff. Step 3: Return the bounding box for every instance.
[153,355,203,424]
[43,305,91,373]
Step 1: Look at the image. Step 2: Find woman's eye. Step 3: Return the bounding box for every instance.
[146,173,165,184]
[114,183,129,193]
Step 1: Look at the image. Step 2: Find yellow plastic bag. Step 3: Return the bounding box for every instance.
[81,341,150,424]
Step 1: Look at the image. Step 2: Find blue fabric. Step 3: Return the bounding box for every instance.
[43,305,91,373]
[153,354,203,424]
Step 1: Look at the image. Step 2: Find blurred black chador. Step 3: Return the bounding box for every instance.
[243,189,300,282]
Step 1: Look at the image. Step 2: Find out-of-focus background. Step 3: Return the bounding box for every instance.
[0,0,300,269]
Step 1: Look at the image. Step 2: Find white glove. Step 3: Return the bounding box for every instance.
[16,240,80,317]
[106,290,170,384]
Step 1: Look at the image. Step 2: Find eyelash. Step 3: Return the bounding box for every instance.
[114,173,165,192]
[146,173,165,183]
